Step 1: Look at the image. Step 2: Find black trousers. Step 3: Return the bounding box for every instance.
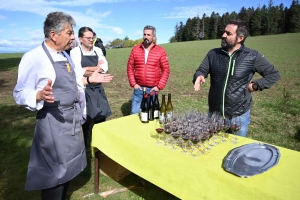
[82,119,106,147]
[41,181,70,200]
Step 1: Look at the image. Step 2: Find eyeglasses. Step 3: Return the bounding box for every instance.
[82,37,94,41]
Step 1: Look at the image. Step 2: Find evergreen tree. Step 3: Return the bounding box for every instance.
[287,0,300,32]
[250,7,262,36]
[260,5,269,35]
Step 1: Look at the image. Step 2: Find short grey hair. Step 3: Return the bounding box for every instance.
[144,25,156,36]
[44,11,76,39]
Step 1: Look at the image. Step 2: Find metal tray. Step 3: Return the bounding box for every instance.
[223,143,281,178]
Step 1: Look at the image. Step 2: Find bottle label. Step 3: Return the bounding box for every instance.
[167,111,173,119]
[154,110,159,118]
[149,110,154,121]
[141,112,148,122]
[159,113,165,123]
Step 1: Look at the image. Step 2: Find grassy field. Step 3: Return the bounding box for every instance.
[0,33,299,199]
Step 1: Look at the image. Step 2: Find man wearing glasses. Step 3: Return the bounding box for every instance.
[70,27,111,147]
[127,25,170,114]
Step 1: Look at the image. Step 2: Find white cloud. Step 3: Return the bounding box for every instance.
[112,27,123,35]
[0,38,41,50]
[26,29,44,40]
[86,8,112,18]
[134,30,142,36]
[0,30,4,33]
[164,5,228,19]
[0,15,6,20]
[0,0,123,36]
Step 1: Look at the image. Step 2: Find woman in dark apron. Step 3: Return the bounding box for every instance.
[80,46,112,146]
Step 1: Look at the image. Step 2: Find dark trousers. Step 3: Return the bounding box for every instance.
[41,181,70,200]
[82,119,106,147]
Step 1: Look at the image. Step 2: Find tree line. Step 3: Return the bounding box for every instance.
[170,0,300,42]
[105,0,300,48]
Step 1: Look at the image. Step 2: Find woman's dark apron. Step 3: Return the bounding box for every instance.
[25,43,87,190]
[80,48,111,122]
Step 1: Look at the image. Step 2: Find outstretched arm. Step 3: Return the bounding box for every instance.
[194,75,206,91]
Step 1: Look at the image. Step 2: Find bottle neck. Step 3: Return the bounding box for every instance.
[162,96,165,104]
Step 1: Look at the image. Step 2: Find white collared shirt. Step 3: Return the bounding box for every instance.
[13,42,72,111]
[70,45,108,89]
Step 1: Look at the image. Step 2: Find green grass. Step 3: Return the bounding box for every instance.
[0,33,300,199]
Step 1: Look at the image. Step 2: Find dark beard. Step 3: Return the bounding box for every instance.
[143,39,152,46]
[221,38,237,50]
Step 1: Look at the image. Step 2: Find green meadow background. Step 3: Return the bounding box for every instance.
[0,33,299,199]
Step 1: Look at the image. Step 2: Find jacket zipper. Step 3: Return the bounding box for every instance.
[222,51,237,118]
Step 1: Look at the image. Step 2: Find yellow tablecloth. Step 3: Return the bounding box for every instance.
[92,115,300,200]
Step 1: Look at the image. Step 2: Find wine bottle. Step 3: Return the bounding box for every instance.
[140,87,146,115]
[153,91,160,119]
[140,90,149,123]
[148,91,154,121]
[159,94,166,123]
[166,93,173,119]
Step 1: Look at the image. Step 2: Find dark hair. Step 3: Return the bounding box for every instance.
[228,19,249,44]
[44,11,76,39]
[78,26,93,38]
[93,31,96,36]
[144,25,156,36]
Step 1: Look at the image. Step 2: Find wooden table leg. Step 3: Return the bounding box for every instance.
[94,150,100,194]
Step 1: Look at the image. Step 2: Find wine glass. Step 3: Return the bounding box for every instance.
[164,119,172,147]
[155,119,164,145]
[170,122,180,150]
[189,131,200,158]
[230,116,241,144]
[181,131,190,154]
[221,117,230,142]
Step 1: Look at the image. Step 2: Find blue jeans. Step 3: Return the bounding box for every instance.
[228,109,251,137]
[130,87,153,114]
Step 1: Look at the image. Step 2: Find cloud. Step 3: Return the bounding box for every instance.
[86,8,112,18]
[134,30,142,36]
[0,15,6,20]
[0,38,41,51]
[112,27,123,35]
[0,30,4,33]
[26,29,44,40]
[164,5,228,19]
[0,0,122,35]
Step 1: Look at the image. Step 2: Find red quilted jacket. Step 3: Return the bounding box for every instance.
[127,43,170,89]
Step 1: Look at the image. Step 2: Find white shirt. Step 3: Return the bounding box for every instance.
[70,45,108,89]
[13,42,74,111]
[142,46,149,64]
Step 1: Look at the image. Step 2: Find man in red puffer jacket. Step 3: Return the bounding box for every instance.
[127,25,170,114]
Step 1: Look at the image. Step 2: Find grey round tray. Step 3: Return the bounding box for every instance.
[223,143,281,178]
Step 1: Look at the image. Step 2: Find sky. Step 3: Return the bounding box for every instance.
[0,0,290,52]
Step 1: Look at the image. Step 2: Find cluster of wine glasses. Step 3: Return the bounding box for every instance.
[153,109,241,157]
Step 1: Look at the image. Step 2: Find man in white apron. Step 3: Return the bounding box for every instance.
[13,12,113,200]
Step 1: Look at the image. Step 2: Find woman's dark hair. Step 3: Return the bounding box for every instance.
[78,26,93,38]
[228,19,249,44]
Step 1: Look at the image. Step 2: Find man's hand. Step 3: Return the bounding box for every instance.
[150,86,159,92]
[97,60,104,73]
[97,60,104,66]
[37,79,55,103]
[194,75,205,91]
[134,84,142,90]
[248,82,255,93]
[89,67,113,84]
